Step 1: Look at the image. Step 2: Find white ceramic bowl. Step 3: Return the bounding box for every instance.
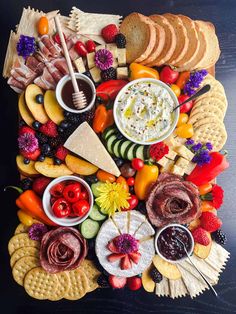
[155,223,194,264]
[42,175,94,227]
[55,73,96,113]
[113,78,179,145]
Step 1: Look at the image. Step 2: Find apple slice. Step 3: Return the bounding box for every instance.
[153,255,181,280]
[18,92,35,126]
[25,84,49,124]
[34,157,73,178]
[194,232,212,259]
[16,155,39,177]
[142,264,155,293]
[44,90,64,125]
[65,154,98,175]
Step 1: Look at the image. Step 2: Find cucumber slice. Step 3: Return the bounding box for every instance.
[103,127,116,140]
[144,146,149,160]
[135,145,145,160]
[99,206,110,215]
[89,204,107,221]
[106,135,117,154]
[119,140,131,159]
[111,138,120,155]
[113,139,123,157]
[81,219,100,239]
[91,181,104,197]
[127,143,137,160]
[124,142,134,159]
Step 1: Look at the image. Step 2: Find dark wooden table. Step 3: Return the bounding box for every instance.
[1,1,236,313]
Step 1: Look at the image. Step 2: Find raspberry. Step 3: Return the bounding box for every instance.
[32,177,52,196]
[192,227,211,246]
[101,67,117,81]
[39,120,58,138]
[19,126,35,136]
[115,33,126,48]
[200,212,222,233]
[55,145,68,161]
[101,24,119,43]
[21,148,41,161]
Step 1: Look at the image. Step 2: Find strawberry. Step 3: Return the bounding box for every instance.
[191,227,210,246]
[55,145,68,161]
[120,255,132,270]
[107,253,125,263]
[108,275,127,289]
[39,120,58,138]
[129,252,141,264]
[50,182,65,198]
[32,177,52,196]
[101,24,119,43]
[21,148,41,161]
[200,212,222,233]
[19,126,35,136]
[127,277,142,291]
[107,241,120,253]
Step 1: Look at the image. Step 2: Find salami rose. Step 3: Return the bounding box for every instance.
[146,173,201,227]
[40,227,87,273]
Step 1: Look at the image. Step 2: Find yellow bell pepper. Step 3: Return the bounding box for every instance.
[134,165,159,200]
[129,63,159,81]
[17,210,35,227]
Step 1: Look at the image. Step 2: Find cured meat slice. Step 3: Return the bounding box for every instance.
[34,68,56,90]
[65,35,80,61]
[38,40,51,58]
[45,61,64,82]
[26,56,44,75]
[41,35,61,58]
[12,59,37,79]
[7,76,24,93]
[52,58,69,75]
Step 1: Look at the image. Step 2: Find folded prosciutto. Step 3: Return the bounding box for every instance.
[146,173,201,227]
[40,227,87,273]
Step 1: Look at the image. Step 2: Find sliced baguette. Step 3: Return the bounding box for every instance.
[148,15,176,66]
[120,12,156,63]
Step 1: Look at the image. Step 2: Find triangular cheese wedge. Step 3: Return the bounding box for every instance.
[64,122,121,177]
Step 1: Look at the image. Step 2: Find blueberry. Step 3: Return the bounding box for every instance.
[59,120,70,129]
[23,158,30,164]
[38,155,45,162]
[20,178,32,191]
[41,144,51,156]
[19,120,26,127]
[57,126,64,134]
[32,121,41,130]
[113,157,124,168]
[129,186,134,194]
[86,175,98,185]
[54,157,62,165]
[64,110,71,118]
[35,94,44,104]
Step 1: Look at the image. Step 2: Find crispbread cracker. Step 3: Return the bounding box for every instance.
[8,233,40,255]
[64,268,89,300]
[12,256,39,286]
[80,259,100,292]
[14,224,29,235]
[155,277,169,297]
[48,271,71,301]
[10,246,39,267]
[193,117,222,129]
[205,241,230,272]
[193,97,227,116]
[188,111,222,126]
[190,103,224,121]
[192,122,227,151]
[24,267,58,300]
[169,278,188,299]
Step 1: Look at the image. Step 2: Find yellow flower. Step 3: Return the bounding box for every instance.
[95,182,130,216]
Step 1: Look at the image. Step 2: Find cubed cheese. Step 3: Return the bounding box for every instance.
[112,59,118,69]
[165,149,177,160]
[90,67,101,83]
[95,45,106,52]
[174,145,194,161]
[117,48,126,66]
[157,156,169,167]
[117,67,128,80]
[164,135,178,148]
[106,43,118,58]
[160,159,174,173]
[171,165,185,176]
[175,157,190,169]
[86,52,95,69]
[185,161,197,175]
[173,135,186,146]
[73,57,86,73]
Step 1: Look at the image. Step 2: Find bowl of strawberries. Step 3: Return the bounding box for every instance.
[43,175,94,226]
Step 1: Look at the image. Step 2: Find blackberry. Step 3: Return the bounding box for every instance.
[101,67,117,81]
[212,229,227,245]
[97,274,110,288]
[36,132,48,144]
[48,137,62,149]
[115,33,126,48]
[66,114,80,125]
[150,268,163,283]
[20,178,33,191]
[79,107,95,124]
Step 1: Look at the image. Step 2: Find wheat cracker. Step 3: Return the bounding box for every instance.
[193,97,227,116]
[48,271,71,301]
[14,224,29,235]
[64,268,89,300]
[80,259,101,292]
[10,246,39,268]
[12,256,39,286]
[8,233,40,256]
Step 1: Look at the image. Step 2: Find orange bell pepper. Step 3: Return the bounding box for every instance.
[101,109,114,132]
[134,164,159,200]
[129,63,159,81]
[93,105,108,133]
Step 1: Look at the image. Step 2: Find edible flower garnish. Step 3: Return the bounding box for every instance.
[149,142,169,161]
[200,184,224,209]
[28,223,48,241]
[16,35,36,59]
[184,70,208,96]
[18,133,39,153]
[114,234,139,254]
[95,49,113,70]
[186,139,212,166]
[95,182,130,216]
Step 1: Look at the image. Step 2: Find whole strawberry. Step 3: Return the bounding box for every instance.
[55,145,68,161]
[192,227,210,246]
[200,212,222,233]
[101,24,119,43]
[127,276,142,291]
[39,120,58,138]
[21,148,41,161]
[32,177,52,196]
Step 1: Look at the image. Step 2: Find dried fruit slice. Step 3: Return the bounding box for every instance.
[18,92,35,127]
[142,264,155,293]
[44,90,64,125]
[194,232,212,259]
[152,255,181,280]
[34,157,73,178]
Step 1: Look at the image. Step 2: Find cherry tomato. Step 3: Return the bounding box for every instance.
[80,187,89,200]
[72,200,90,217]
[199,183,212,195]
[170,84,181,97]
[128,195,139,210]
[160,66,179,84]
[127,177,135,186]
[177,113,189,127]
[52,198,71,218]
[178,94,194,113]
[63,183,81,203]
[38,16,49,35]
[96,170,116,183]
[176,71,190,89]
[86,40,96,52]
[74,41,88,57]
[53,32,66,44]
[50,182,65,198]
[116,176,129,192]
[175,123,194,138]
[131,158,144,171]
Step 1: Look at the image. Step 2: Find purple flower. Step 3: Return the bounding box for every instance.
[192,150,212,166]
[205,142,213,151]
[186,139,194,146]
[183,70,208,96]
[192,143,202,152]
[95,49,113,70]
[28,223,48,241]
[114,234,139,254]
[18,133,38,153]
[17,35,36,59]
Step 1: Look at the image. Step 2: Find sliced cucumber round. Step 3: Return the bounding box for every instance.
[127,143,137,160]
[81,219,100,239]
[106,135,117,154]
[113,139,123,157]
[89,204,107,221]
[124,142,134,159]
[135,145,145,160]
[103,127,117,140]
[91,181,104,197]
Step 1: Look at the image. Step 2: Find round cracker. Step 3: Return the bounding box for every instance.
[10,246,39,268]
[80,259,100,292]
[48,271,71,301]
[193,117,223,129]
[8,233,40,256]
[188,112,219,125]
[12,256,39,286]
[24,267,58,300]
[64,269,89,300]
[190,103,224,121]
[14,224,29,235]
[192,122,227,151]
[193,97,227,116]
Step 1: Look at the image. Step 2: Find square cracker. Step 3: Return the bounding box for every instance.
[169,278,188,299]
[155,277,169,297]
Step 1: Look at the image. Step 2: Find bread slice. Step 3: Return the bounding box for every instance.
[173,15,200,67]
[147,15,176,66]
[120,12,156,63]
[141,23,165,65]
[194,20,220,69]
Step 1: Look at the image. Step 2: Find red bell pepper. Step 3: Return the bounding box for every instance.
[96,80,128,101]
[186,152,229,186]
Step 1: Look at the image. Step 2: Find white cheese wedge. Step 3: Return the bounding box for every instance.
[95,44,106,52]
[117,48,126,66]
[128,211,146,235]
[106,43,118,58]
[175,157,190,169]
[174,145,194,161]
[90,67,101,83]
[86,52,95,69]
[73,57,86,73]
[64,122,121,177]
[117,67,128,80]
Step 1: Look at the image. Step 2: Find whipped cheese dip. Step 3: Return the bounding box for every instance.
[115,80,177,143]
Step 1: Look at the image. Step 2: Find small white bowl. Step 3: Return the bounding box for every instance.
[155,223,194,264]
[113,78,179,146]
[42,175,94,227]
[55,73,96,113]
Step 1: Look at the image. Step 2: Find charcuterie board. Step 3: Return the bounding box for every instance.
[4,6,230,301]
